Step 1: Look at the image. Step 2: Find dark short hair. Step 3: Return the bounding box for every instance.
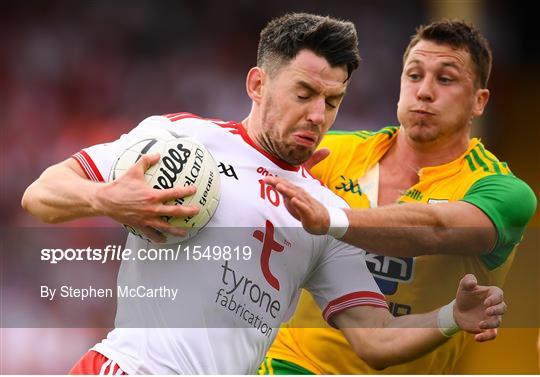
[403,19,492,88]
[257,13,360,81]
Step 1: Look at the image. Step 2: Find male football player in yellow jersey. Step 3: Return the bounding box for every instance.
[261,20,537,374]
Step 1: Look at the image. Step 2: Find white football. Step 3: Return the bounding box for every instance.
[110,132,221,243]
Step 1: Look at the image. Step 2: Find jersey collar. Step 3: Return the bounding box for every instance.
[418,138,481,180]
[235,123,300,172]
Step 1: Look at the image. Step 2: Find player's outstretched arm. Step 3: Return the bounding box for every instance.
[21,153,199,242]
[335,274,505,370]
[264,176,496,257]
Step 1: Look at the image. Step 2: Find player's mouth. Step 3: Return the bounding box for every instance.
[292,131,318,147]
[411,109,436,116]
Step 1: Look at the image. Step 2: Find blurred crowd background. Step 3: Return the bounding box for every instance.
[1,0,538,373]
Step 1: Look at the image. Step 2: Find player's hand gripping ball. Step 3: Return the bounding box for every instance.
[110,133,221,243]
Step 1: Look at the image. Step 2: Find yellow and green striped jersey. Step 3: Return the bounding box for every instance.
[266,127,536,375]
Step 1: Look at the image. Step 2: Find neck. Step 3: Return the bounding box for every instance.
[387,126,471,171]
[242,115,270,154]
[241,116,252,138]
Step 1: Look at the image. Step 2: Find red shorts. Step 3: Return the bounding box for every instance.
[70,350,126,375]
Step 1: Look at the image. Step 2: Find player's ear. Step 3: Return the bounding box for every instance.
[246,67,265,104]
[472,88,489,118]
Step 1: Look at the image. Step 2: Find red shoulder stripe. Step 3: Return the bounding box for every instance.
[163,112,202,122]
[162,113,299,171]
[72,151,105,182]
[323,291,388,328]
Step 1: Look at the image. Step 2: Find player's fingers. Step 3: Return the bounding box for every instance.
[484,287,504,306]
[304,148,330,171]
[147,219,189,237]
[474,328,498,342]
[479,316,502,330]
[140,225,166,243]
[290,197,313,219]
[459,273,478,291]
[290,197,326,235]
[263,176,280,187]
[132,153,161,174]
[264,177,301,196]
[158,185,197,203]
[282,197,301,220]
[486,301,507,316]
[274,180,308,202]
[157,204,200,218]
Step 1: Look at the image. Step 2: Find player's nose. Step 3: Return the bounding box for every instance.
[306,98,325,126]
[416,76,435,102]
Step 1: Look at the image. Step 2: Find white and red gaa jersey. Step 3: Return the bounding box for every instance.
[72,113,387,374]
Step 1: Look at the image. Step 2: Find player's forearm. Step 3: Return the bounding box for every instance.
[340,202,495,257]
[21,162,105,223]
[343,311,448,370]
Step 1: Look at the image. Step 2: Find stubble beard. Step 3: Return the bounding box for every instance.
[260,97,313,166]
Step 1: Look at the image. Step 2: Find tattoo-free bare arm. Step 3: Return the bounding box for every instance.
[264,176,496,257]
[21,154,199,242]
[335,275,505,370]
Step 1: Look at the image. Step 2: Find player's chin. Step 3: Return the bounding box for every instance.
[407,125,439,143]
[285,147,313,166]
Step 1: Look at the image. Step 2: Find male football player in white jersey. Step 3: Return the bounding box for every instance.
[22,13,505,374]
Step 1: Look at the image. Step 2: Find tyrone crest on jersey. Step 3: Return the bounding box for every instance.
[253,220,285,291]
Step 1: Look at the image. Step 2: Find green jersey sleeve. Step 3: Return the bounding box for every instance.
[461,174,537,269]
